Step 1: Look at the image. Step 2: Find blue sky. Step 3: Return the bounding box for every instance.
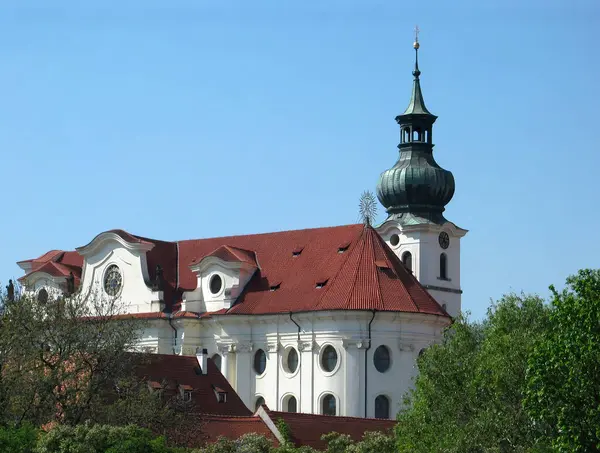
[1,0,598,320]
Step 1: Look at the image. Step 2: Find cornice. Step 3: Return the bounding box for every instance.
[76,232,154,257]
[342,338,370,350]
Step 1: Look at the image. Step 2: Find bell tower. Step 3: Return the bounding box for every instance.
[376,30,467,317]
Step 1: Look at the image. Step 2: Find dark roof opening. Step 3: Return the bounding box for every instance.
[269,283,281,292]
[316,279,328,289]
[338,245,350,253]
[292,247,304,257]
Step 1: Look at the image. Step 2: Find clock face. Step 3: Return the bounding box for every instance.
[438,232,450,249]
[104,265,123,297]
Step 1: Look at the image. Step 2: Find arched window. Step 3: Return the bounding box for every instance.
[403,128,410,143]
[322,394,336,416]
[255,396,265,411]
[286,396,298,413]
[375,395,390,419]
[402,251,412,273]
[413,128,421,141]
[254,349,267,375]
[38,288,48,304]
[424,130,429,142]
[440,253,448,280]
[212,354,221,372]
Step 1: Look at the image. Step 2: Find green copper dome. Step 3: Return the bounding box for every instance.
[376,40,455,225]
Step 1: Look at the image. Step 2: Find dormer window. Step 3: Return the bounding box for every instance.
[338,242,350,253]
[213,386,228,403]
[316,279,328,289]
[292,247,304,257]
[269,283,281,292]
[209,274,223,295]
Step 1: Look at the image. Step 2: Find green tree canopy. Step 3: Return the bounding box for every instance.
[525,269,600,452]
[395,293,551,453]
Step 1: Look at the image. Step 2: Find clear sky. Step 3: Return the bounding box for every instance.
[1,0,598,320]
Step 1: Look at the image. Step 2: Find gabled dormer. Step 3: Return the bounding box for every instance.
[75,230,168,313]
[182,245,258,313]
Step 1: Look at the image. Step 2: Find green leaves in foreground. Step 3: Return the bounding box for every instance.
[525,269,600,452]
[396,293,551,453]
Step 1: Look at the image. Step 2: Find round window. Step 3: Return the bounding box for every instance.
[390,233,400,247]
[104,265,123,297]
[374,345,391,373]
[286,348,299,373]
[209,274,223,294]
[321,345,338,373]
[254,349,267,375]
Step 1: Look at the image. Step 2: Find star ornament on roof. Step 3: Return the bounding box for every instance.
[359,191,378,226]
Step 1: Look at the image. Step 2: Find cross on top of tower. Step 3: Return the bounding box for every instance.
[413,25,420,49]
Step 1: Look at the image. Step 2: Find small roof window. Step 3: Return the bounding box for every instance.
[316,279,328,289]
[292,247,304,257]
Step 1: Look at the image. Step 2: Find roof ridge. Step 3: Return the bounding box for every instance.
[366,227,385,310]
[176,223,362,244]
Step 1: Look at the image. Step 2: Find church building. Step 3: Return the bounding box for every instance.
[16,38,466,420]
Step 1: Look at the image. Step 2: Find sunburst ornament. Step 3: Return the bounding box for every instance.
[359,190,378,226]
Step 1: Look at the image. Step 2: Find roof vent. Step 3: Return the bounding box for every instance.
[338,242,351,253]
[292,247,304,257]
[269,283,281,292]
[316,279,328,289]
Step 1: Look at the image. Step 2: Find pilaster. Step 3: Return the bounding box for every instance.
[342,338,369,417]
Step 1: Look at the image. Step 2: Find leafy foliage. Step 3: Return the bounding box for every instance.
[525,269,600,452]
[395,293,551,452]
[0,423,38,453]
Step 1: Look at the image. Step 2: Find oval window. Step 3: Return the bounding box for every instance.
[254,349,267,375]
[286,348,299,373]
[321,345,338,373]
[373,345,391,373]
[390,234,400,246]
[209,274,223,294]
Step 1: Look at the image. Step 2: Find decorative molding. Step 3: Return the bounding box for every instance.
[342,338,370,350]
[423,284,463,294]
[181,346,197,356]
[298,341,316,352]
[398,341,415,352]
[267,342,280,353]
[217,343,233,355]
[76,231,155,257]
[233,342,253,353]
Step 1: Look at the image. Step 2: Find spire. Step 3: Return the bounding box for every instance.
[376,28,455,226]
[402,26,433,116]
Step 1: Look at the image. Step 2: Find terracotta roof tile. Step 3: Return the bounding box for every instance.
[133,354,251,417]
[265,410,397,450]
[19,224,448,318]
[198,414,278,445]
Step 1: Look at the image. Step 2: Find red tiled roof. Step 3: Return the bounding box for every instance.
[18,224,447,318]
[133,354,251,417]
[198,414,278,445]
[18,251,83,284]
[265,409,397,450]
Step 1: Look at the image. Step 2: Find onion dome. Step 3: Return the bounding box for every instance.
[376,34,455,225]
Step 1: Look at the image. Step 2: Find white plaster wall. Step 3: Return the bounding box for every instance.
[79,241,160,313]
[377,221,464,317]
[157,311,449,418]
[23,274,64,300]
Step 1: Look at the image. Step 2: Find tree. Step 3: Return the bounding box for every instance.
[525,269,600,452]
[0,287,197,446]
[395,293,551,452]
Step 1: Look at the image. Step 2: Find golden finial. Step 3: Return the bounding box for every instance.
[413,25,420,49]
